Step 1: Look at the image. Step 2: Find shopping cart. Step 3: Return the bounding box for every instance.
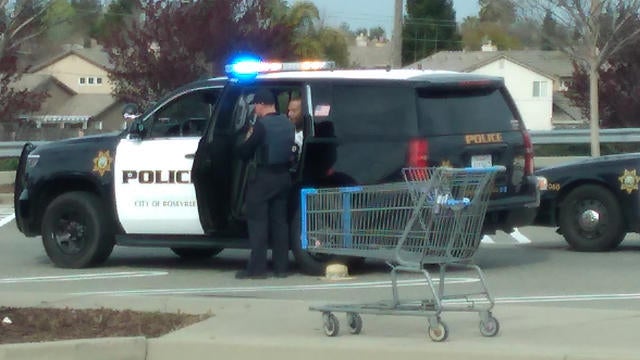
[303,166,505,341]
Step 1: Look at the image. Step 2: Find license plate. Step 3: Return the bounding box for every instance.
[471,154,492,168]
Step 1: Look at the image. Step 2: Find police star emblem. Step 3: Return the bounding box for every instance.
[92,150,113,177]
[618,169,640,194]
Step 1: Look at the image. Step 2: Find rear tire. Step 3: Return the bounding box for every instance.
[41,192,114,268]
[558,185,625,251]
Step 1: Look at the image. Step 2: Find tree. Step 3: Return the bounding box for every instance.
[541,9,558,50]
[460,16,522,50]
[402,0,461,64]
[518,0,640,156]
[101,0,295,107]
[273,1,350,67]
[0,0,50,129]
[369,26,386,41]
[94,0,138,41]
[479,0,517,25]
[70,0,101,41]
[42,0,75,44]
[567,8,640,128]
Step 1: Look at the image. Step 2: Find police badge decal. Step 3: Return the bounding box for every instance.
[618,169,640,194]
[92,150,113,177]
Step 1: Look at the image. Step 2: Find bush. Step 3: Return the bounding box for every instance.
[0,158,19,171]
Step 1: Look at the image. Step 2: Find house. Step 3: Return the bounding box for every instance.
[348,34,394,69]
[13,44,125,138]
[405,49,585,130]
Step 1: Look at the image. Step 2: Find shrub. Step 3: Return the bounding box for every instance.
[0,158,19,171]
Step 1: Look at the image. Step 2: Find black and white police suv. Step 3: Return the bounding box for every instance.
[14,59,540,275]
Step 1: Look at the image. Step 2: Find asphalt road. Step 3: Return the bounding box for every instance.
[1,216,640,312]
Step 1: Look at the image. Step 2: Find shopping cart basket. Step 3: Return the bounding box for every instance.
[303,166,505,341]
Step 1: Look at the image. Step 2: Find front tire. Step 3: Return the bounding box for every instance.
[41,192,114,268]
[558,184,625,251]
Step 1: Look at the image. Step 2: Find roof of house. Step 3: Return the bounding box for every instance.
[28,45,113,73]
[553,92,585,122]
[11,73,77,94]
[405,50,574,78]
[30,94,120,124]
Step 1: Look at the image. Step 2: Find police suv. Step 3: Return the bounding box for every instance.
[15,59,540,275]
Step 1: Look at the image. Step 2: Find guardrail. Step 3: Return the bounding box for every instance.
[0,141,47,158]
[528,128,640,144]
[1,128,640,158]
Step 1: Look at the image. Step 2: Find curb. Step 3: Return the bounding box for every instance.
[0,337,147,360]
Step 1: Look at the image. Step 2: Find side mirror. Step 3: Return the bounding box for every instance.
[122,103,140,122]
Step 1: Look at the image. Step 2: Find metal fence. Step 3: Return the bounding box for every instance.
[1,128,640,158]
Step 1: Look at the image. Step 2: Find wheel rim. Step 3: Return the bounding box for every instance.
[52,210,87,255]
[573,199,608,239]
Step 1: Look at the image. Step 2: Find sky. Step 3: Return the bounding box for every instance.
[285,0,481,36]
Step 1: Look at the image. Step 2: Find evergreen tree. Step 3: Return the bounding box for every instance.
[402,0,461,65]
[541,9,557,50]
[70,0,102,41]
[42,0,75,44]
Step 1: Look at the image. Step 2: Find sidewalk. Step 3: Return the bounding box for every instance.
[0,291,638,360]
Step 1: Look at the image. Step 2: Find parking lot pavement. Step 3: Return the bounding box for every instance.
[1,292,638,360]
[0,203,13,228]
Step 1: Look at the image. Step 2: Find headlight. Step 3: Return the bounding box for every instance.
[26,154,40,168]
[537,176,548,191]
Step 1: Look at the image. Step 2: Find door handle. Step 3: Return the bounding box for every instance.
[185,153,195,159]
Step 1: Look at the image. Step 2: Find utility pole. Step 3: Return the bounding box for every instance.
[391,0,402,68]
[588,0,601,157]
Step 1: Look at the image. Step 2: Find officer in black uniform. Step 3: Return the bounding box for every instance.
[236,88,295,279]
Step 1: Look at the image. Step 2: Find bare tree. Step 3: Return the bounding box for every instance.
[519,0,640,156]
[0,0,51,58]
[0,0,51,134]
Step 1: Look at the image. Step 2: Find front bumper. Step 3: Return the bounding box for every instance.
[16,189,39,237]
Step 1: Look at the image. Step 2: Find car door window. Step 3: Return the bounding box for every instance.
[147,89,219,138]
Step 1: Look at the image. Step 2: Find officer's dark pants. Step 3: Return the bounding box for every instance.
[245,166,292,275]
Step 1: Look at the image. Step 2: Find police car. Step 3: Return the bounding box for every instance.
[534,154,640,251]
[14,58,540,275]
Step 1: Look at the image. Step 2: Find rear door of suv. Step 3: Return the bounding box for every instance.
[414,79,533,203]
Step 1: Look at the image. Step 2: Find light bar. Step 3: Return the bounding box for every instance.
[225,59,336,79]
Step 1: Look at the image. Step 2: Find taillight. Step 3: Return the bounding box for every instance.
[408,138,429,168]
[523,131,534,175]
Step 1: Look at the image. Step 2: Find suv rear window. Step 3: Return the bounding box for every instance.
[417,87,520,136]
[329,85,415,137]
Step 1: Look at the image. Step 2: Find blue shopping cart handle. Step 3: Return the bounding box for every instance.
[459,165,506,173]
[444,197,470,207]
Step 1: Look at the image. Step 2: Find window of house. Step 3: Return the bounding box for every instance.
[97,77,103,85]
[79,77,86,85]
[88,77,94,85]
[533,81,548,97]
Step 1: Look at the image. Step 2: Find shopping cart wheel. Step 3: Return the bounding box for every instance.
[479,315,500,337]
[346,312,362,335]
[427,319,449,342]
[322,312,340,337]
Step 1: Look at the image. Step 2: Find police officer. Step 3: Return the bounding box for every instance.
[236,88,295,279]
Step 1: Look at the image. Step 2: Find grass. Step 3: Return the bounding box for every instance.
[0,158,18,171]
